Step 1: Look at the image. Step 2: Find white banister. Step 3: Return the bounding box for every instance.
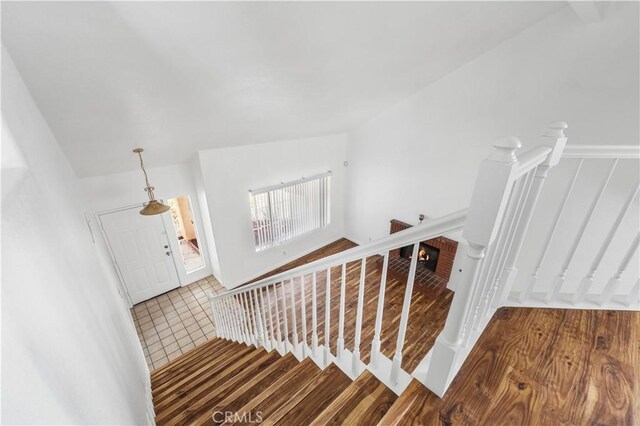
[272,284,283,349]
[231,298,241,342]
[352,258,367,375]
[324,267,332,366]
[483,169,536,318]
[207,295,220,335]
[576,184,639,302]
[548,159,618,302]
[370,251,389,368]
[523,159,583,302]
[289,278,299,349]
[225,299,237,342]
[391,243,420,384]
[561,145,640,159]
[495,122,568,305]
[264,287,275,349]
[311,271,319,357]
[243,292,256,346]
[280,282,289,345]
[209,122,636,400]
[257,289,270,349]
[599,233,639,305]
[300,275,308,357]
[337,263,347,358]
[425,136,523,397]
[211,209,468,301]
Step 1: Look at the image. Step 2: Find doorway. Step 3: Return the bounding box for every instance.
[167,196,205,273]
[100,206,180,304]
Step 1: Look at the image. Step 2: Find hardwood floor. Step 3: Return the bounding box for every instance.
[152,239,639,425]
[380,308,639,425]
[243,238,358,285]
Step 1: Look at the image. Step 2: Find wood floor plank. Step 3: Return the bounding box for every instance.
[155,349,275,424]
[309,371,397,426]
[268,364,352,425]
[223,359,322,425]
[209,354,300,420]
[377,308,640,426]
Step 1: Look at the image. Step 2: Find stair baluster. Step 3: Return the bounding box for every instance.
[337,263,346,358]
[257,288,270,349]
[599,233,640,305]
[264,287,276,350]
[548,159,618,303]
[289,278,299,353]
[311,271,319,357]
[280,282,290,348]
[577,184,639,302]
[370,251,389,368]
[272,284,283,352]
[390,243,419,384]
[495,122,567,305]
[352,258,367,376]
[324,267,332,366]
[300,274,308,357]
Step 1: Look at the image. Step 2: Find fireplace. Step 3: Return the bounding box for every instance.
[399,243,440,272]
[376,219,459,297]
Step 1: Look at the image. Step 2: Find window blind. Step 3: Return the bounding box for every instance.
[249,172,331,251]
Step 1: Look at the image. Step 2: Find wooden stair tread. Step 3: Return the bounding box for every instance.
[210,353,300,417]
[155,349,281,425]
[222,358,322,425]
[153,344,260,408]
[309,371,397,426]
[268,364,352,425]
[153,340,252,395]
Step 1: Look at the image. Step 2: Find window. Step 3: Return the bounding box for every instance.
[249,172,331,251]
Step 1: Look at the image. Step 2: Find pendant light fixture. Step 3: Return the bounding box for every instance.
[133,148,170,216]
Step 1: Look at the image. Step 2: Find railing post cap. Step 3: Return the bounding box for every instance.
[490,136,522,163]
[544,121,568,138]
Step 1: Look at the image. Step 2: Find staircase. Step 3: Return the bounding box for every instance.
[152,338,397,425]
[197,121,638,413]
[152,307,639,425]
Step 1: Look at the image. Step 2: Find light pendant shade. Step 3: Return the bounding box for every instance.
[133,148,170,216]
[139,200,171,215]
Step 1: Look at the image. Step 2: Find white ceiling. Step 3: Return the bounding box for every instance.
[2,2,565,177]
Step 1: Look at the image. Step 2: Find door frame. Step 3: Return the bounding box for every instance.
[97,202,182,307]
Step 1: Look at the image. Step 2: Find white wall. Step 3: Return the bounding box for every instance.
[1,46,151,425]
[80,163,215,292]
[345,3,639,245]
[191,155,222,280]
[197,134,348,288]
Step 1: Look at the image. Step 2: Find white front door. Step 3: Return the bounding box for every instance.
[101,207,180,304]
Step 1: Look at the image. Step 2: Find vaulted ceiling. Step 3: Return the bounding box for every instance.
[2,2,566,177]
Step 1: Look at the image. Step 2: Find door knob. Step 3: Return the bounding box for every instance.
[165,251,171,256]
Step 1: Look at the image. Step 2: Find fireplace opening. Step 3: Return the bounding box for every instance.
[399,243,440,272]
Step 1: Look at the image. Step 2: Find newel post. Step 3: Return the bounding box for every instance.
[498,121,568,305]
[424,136,521,397]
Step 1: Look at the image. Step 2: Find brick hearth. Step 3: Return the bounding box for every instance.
[378,219,459,297]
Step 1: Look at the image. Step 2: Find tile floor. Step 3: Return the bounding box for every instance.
[131,275,226,371]
[179,239,205,272]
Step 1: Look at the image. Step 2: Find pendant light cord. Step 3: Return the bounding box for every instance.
[135,150,156,201]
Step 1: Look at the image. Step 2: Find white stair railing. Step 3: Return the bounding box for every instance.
[208,121,575,398]
[209,207,469,394]
[419,122,568,397]
[507,145,640,309]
